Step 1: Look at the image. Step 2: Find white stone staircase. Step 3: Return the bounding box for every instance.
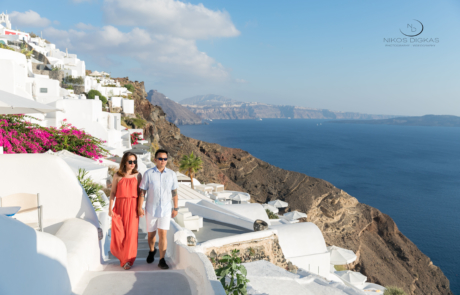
[73,225,194,295]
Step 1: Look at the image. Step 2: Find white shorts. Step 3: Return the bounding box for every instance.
[146,211,171,232]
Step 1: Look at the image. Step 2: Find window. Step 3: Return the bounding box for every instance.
[40,88,48,93]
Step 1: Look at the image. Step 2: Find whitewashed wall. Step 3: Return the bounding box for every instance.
[167,220,226,295]
[270,222,331,278]
[0,216,72,295]
[0,49,30,98]
[0,154,99,234]
[122,99,134,114]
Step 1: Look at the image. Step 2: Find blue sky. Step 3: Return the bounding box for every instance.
[4,0,460,116]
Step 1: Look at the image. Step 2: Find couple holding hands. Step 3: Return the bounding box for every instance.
[109,149,179,270]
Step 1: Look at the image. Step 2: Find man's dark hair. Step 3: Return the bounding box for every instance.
[155,149,168,158]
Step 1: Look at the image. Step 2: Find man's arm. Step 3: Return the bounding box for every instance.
[171,188,178,218]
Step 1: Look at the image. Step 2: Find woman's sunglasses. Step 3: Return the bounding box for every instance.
[128,160,137,164]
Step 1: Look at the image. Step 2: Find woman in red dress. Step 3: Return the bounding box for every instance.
[109,152,143,270]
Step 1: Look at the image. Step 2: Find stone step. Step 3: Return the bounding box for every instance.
[108,249,159,260]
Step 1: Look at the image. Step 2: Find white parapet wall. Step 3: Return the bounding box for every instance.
[166,220,226,295]
[0,154,99,234]
[0,215,72,295]
[55,218,102,289]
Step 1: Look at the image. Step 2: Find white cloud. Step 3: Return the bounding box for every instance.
[43,26,230,82]
[235,79,248,84]
[10,10,51,28]
[42,0,239,86]
[103,0,240,40]
[74,23,98,31]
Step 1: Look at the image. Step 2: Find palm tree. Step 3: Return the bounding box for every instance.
[179,152,203,189]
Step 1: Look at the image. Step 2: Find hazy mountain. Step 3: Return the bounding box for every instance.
[147,90,202,125]
[331,115,460,127]
[180,94,395,120]
[180,94,243,107]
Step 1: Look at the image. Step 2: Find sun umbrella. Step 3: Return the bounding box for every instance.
[262,203,279,214]
[363,283,386,293]
[268,200,288,208]
[327,245,357,265]
[0,90,62,114]
[283,211,307,220]
[230,192,250,203]
[90,71,102,76]
[335,270,367,286]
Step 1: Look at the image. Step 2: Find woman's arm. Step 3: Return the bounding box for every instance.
[109,174,119,217]
[137,173,144,217]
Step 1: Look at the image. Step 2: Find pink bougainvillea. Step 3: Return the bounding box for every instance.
[0,115,109,160]
[130,132,142,145]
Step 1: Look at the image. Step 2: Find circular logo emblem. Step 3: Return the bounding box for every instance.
[400,20,424,37]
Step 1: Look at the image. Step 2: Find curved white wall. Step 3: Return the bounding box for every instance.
[55,218,101,288]
[0,215,71,295]
[270,222,327,257]
[270,222,330,278]
[0,154,99,234]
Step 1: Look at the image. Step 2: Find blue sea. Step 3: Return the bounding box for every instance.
[180,119,460,294]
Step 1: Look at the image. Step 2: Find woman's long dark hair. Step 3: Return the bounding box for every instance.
[117,152,139,177]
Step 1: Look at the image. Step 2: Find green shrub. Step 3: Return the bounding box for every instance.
[0,43,15,51]
[65,85,73,90]
[77,168,107,212]
[125,84,135,92]
[334,265,347,271]
[64,75,84,85]
[87,90,108,106]
[265,209,279,219]
[215,249,250,295]
[384,286,407,295]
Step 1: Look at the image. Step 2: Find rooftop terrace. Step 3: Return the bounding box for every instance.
[194,218,251,243]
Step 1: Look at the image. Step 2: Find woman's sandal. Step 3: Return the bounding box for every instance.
[123,262,132,270]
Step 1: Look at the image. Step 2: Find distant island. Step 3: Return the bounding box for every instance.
[147,90,203,125]
[330,115,460,127]
[180,94,395,120]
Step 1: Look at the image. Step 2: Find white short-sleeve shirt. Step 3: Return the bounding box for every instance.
[139,166,178,218]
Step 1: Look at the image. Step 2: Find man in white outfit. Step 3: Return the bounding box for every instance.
[138,149,179,269]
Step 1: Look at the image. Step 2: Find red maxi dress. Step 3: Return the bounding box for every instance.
[110,177,139,266]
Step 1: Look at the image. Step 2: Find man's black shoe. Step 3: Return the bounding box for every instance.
[158,258,169,269]
[146,249,157,264]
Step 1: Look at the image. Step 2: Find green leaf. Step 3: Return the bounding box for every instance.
[238,265,247,276]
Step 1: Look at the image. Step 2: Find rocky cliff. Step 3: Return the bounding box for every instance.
[332,115,460,127]
[130,83,452,295]
[146,90,203,125]
[186,104,397,120]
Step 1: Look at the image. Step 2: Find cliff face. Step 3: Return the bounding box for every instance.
[147,90,203,125]
[332,115,460,127]
[185,104,394,120]
[132,85,452,295]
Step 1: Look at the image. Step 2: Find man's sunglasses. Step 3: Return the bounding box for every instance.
[128,160,137,164]
[157,157,168,161]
